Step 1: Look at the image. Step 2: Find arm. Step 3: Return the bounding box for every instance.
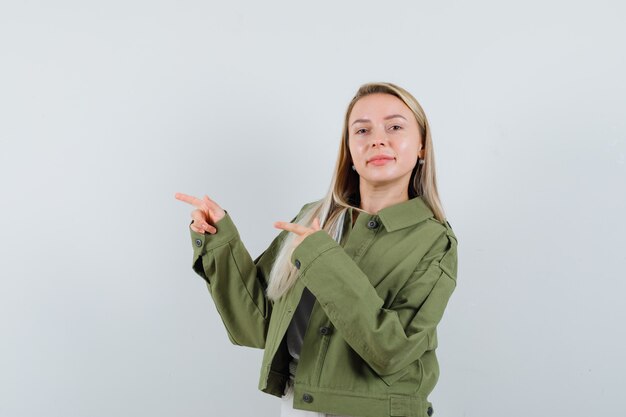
[290,227,458,378]
[190,209,299,349]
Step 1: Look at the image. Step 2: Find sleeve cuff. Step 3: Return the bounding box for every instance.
[290,230,339,273]
[190,210,239,256]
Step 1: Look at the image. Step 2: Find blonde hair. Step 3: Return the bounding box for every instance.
[265,82,447,301]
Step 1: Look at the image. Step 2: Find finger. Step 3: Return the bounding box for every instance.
[191,210,218,233]
[190,217,217,234]
[198,199,211,216]
[203,195,224,213]
[312,217,321,230]
[190,223,204,234]
[191,209,208,223]
[273,221,309,235]
[175,192,204,209]
[196,195,220,218]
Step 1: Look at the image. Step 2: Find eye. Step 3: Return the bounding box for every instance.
[389,125,403,131]
[355,128,368,135]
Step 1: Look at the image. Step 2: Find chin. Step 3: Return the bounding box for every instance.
[362,175,400,185]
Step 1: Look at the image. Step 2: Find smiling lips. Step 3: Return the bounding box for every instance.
[367,154,395,166]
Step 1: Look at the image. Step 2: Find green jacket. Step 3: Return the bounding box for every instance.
[189,196,458,417]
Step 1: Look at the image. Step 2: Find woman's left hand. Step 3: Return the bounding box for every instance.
[273,217,322,250]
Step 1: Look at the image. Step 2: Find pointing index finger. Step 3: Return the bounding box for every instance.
[174,192,203,208]
[274,221,308,235]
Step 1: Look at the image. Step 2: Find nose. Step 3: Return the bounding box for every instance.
[366,126,389,148]
[369,134,388,148]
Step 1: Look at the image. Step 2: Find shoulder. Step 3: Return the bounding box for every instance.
[427,216,458,246]
[414,216,458,281]
[418,217,458,281]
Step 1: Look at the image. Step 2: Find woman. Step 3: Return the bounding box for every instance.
[175,82,458,417]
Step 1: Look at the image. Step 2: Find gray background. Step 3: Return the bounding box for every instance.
[1,1,625,416]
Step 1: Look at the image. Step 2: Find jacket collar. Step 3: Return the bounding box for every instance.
[350,196,434,232]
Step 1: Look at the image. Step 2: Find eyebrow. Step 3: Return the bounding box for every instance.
[351,114,407,126]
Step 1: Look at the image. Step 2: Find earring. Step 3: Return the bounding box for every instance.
[418,158,424,165]
[351,165,356,171]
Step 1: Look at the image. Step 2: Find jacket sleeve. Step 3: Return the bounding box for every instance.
[290,227,458,377]
[189,209,299,349]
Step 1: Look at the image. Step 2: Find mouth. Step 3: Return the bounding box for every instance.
[367,155,395,165]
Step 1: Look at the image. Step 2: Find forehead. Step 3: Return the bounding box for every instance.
[349,93,412,122]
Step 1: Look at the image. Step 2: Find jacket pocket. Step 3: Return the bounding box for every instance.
[378,366,410,387]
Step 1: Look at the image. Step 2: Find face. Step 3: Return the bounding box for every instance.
[348,93,424,190]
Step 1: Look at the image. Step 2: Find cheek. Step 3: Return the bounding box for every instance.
[395,141,417,155]
[396,133,420,153]
[394,138,419,166]
[347,141,355,159]
[348,140,365,159]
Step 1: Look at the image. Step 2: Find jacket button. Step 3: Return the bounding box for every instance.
[319,326,332,335]
[367,219,379,229]
[302,393,313,403]
[427,405,434,416]
[195,238,202,247]
[294,259,301,269]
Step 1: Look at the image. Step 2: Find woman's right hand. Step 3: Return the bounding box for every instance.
[174,192,226,234]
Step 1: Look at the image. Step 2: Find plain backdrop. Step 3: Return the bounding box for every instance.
[1,1,625,416]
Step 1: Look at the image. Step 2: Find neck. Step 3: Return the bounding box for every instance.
[358,181,409,214]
